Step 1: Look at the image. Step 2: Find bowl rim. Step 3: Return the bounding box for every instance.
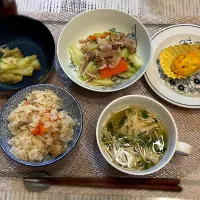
[96,95,177,175]
[57,8,152,92]
[0,84,83,167]
[0,15,55,92]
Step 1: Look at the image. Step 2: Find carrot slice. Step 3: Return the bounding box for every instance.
[24,101,29,105]
[38,122,47,136]
[89,32,111,40]
[89,35,97,40]
[48,116,53,122]
[100,58,128,78]
[31,122,47,136]
[100,32,111,39]
[31,127,40,135]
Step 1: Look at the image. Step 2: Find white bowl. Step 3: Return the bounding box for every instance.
[57,9,152,92]
[96,95,178,175]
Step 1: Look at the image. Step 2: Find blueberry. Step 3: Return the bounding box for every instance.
[194,78,200,84]
[170,79,176,85]
[178,85,184,91]
[156,59,160,65]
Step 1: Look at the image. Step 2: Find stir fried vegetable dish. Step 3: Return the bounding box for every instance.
[69,31,143,86]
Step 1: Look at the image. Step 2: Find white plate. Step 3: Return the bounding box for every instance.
[144,24,200,108]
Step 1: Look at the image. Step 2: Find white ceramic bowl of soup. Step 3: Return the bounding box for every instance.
[96,95,192,175]
[57,9,152,92]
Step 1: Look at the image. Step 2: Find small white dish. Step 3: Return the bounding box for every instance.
[144,24,200,108]
[57,9,152,92]
[96,95,192,175]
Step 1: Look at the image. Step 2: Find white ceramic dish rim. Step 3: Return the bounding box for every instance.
[144,24,200,109]
[96,95,177,175]
[57,8,152,92]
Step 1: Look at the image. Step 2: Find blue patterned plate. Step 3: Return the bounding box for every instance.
[0,84,83,166]
[145,24,200,108]
[57,9,152,92]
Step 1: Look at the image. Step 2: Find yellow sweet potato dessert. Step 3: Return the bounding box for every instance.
[172,51,200,77]
[159,43,200,79]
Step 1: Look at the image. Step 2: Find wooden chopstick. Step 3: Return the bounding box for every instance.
[33,177,180,185]
[24,177,182,192]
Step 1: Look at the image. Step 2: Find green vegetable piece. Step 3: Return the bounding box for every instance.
[0,62,16,72]
[31,59,41,70]
[68,45,86,67]
[87,43,98,51]
[85,61,99,75]
[106,122,113,132]
[5,66,33,76]
[0,47,24,58]
[117,71,133,79]
[124,53,130,59]
[108,31,117,35]
[128,53,143,68]
[143,162,151,170]
[115,132,124,139]
[0,73,23,84]
[93,32,104,36]
[120,48,130,60]
[0,47,41,84]
[1,57,19,65]
[90,79,114,86]
[141,110,149,119]
[120,48,129,57]
[123,138,131,144]
[0,56,41,73]
[107,110,127,136]
[127,62,136,73]
[81,72,89,81]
